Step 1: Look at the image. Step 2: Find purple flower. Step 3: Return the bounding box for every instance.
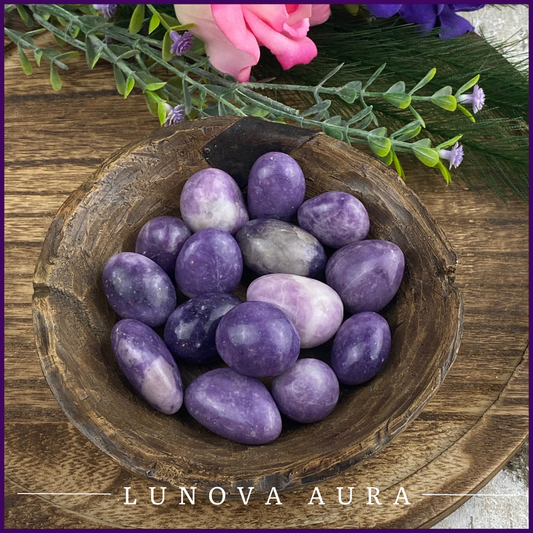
[170,31,194,56]
[439,142,464,169]
[457,84,485,113]
[93,4,116,19]
[366,4,486,39]
[164,103,185,126]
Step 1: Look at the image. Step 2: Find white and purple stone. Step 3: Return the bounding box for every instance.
[135,216,191,277]
[180,168,249,234]
[164,293,241,364]
[102,252,176,327]
[330,311,392,385]
[297,191,370,249]
[326,239,404,314]
[215,301,300,378]
[111,319,183,415]
[247,151,306,221]
[271,358,340,423]
[184,368,282,445]
[175,227,243,298]
[246,273,344,349]
[235,218,327,278]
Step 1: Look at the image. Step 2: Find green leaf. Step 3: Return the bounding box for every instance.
[129,4,145,35]
[392,152,405,180]
[377,150,393,166]
[368,133,391,158]
[241,105,270,118]
[390,120,422,141]
[18,46,32,75]
[113,64,126,95]
[157,101,168,126]
[325,115,343,126]
[362,63,386,90]
[430,94,457,112]
[49,65,61,91]
[412,145,439,167]
[15,4,33,27]
[54,51,79,62]
[57,16,67,27]
[53,34,65,47]
[435,134,463,151]
[159,12,181,29]
[456,103,476,123]
[409,68,436,95]
[124,76,135,99]
[386,81,405,93]
[144,91,159,116]
[145,81,167,91]
[408,105,426,129]
[455,74,480,97]
[85,34,102,69]
[337,81,362,104]
[162,30,173,61]
[317,63,345,88]
[432,86,453,97]
[383,92,411,109]
[346,105,373,126]
[414,138,432,148]
[70,25,80,38]
[183,82,192,114]
[436,160,452,184]
[369,127,387,137]
[170,23,196,31]
[322,123,345,141]
[149,13,161,34]
[33,49,43,67]
[300,100,331,117]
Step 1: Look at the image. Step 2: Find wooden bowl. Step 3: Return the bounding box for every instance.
[33,116,463,497]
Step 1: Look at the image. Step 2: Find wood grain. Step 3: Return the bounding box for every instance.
[4,34,528,528]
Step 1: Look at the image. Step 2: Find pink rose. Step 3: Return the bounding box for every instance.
[173,4,331,82]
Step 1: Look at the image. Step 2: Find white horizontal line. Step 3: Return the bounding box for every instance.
[422,494,528,497]
[18,493,112,495]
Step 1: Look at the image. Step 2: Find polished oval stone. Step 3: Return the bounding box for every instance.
[331,311,392,385]
[247,151,306,221]
[135,216,191,277]
[164,293,241,364]
[326,239,404,314]
[175,227,243,298]
[184,368,282,445]
[246,273,344,349]
[102,252,176,327]
[235,218,327,278]
[297,191,370,249]
[180,168,249,234]
[111,319,183,415]
[271,358,339,423]
[216,301,300,377]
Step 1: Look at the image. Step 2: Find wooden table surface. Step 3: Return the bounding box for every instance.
[4,34,528,529]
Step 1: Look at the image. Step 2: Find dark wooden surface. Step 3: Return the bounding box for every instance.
[4,35,528,529]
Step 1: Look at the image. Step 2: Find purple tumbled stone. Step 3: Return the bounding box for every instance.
[271,358,339,423]
[111,319,183,414]
[216,301,300,377]
[331,312,392,385]
[102,252,177,327]
[135,216,191,277]
[164,293,241,364]
[326,240,404,314]
[180,168,249,234]
[235,218,327,278]
[184,368,282,445]
[175,227,243,298]
[297,191,370,249]
[246,273,344,349]
[247,151,306,221]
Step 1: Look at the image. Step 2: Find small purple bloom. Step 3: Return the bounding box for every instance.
[93,4,116,19]
[366,4,486,39]
[164,103,185,126]
[439,142,464,169]
[170,31,194,56]
[457,84,485,113]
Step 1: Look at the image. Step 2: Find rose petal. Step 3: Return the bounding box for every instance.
[309,4,331,26]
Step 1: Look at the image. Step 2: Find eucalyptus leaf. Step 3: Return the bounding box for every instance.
[18,46,32,75]
[113,64,126,95]
[129,4,145,35]
[49,65,61,91]
[337,81,362,103]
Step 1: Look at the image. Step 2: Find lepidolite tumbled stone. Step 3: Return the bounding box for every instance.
[180,168,248,234]
[164,293,241,364]
[297,191,370,249]
[102,252,176,327]
[235,219,327,278]
[185,368,282,445]
[175,227,243,298]
[111,319,183,415]
[216,301,300,377]
[247,151,306,221]
[247,273,344,349]
[326,239,404,314]
[331,311,392,385]
[135,216,191,277]
[271,358,339,423]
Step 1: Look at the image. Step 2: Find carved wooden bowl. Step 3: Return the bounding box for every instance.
[33,116,463,497]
